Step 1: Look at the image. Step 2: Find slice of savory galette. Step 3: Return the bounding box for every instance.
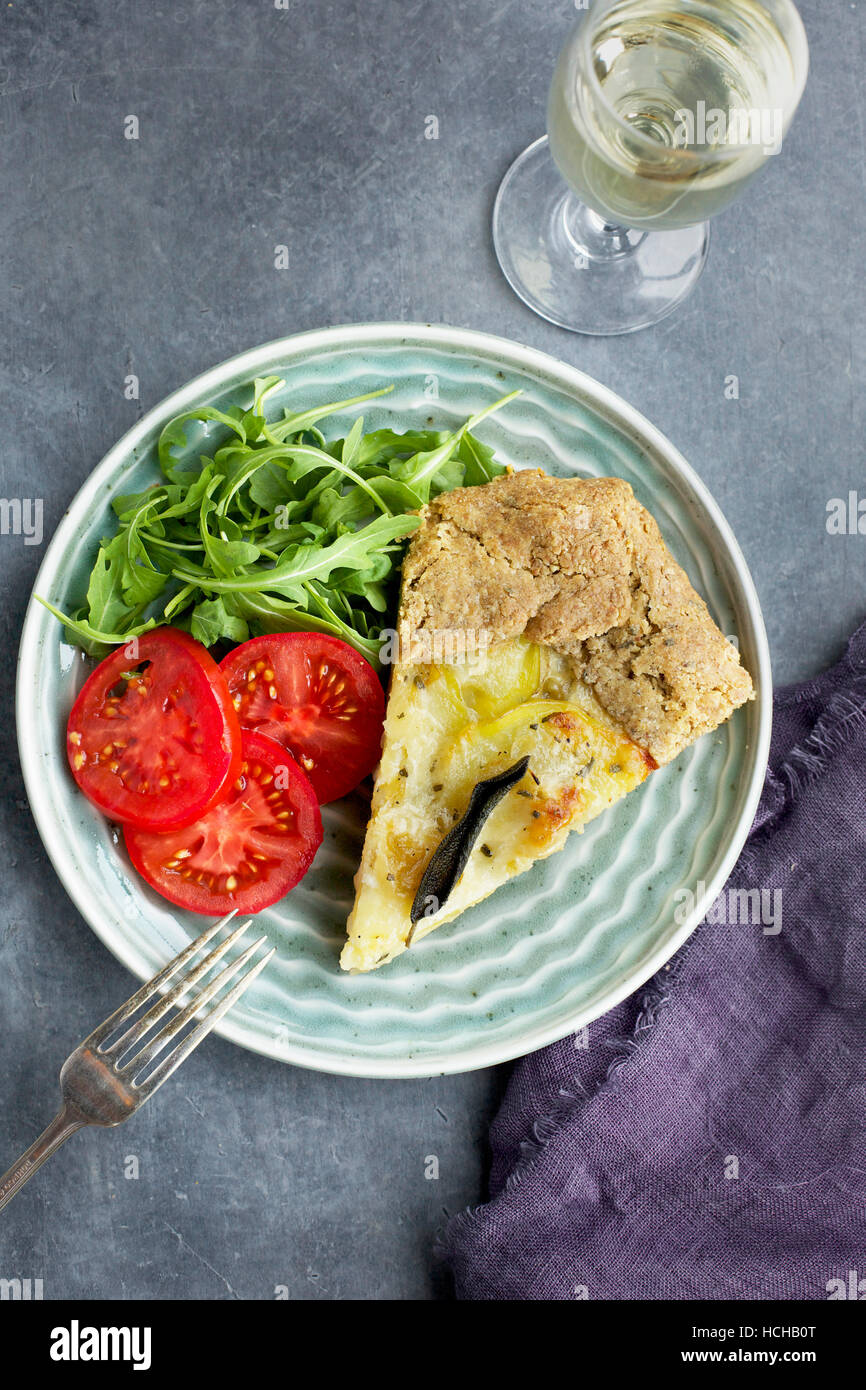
[341,471,753,973]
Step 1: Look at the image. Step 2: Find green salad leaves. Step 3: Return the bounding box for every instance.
[38,377,518,668]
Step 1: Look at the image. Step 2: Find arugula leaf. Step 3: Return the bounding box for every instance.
[281,443,392,515]
[173,513,420,601]
[230,588,382,667]
[351,427,449,469]
[266,385,394,443]
[158,407,249,481]
[458,430,503,485]
[341,416,365,470]
[248,461,294,511]
[189,597,250,647]
[84,541,140,634]
[113,484,166,520]
[396,391,520,494]
[252,376,284,416]
[35,594,158,657]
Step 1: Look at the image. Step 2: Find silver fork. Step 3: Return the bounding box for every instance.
[0,910,274,1213]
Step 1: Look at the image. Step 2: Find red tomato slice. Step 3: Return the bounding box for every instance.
[124,731,322,915]
[67,627,242,832]
[219,633,385,803]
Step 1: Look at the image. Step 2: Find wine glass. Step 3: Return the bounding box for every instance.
[492,0,809,335]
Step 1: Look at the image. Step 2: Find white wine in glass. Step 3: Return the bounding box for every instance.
[493,0,809,335]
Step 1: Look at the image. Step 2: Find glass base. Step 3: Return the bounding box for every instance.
[492,136,710,336]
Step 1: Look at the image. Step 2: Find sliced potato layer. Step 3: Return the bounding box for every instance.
[341,638,655,973]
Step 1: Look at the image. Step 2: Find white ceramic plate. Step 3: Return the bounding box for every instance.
[17,324,771,1077]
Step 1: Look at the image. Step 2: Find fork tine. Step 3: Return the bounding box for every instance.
[103,916,253,1059]
[83,909,239,1050]
[130,945,275,1098]
[121,935,271,1078]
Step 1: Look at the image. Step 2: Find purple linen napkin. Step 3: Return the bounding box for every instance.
[441,622,866,1300]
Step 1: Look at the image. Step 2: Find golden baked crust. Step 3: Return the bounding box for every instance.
[399,474,635,646]
[398,471,753,765]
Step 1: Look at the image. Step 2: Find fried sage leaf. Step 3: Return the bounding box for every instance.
[409,757,531,937]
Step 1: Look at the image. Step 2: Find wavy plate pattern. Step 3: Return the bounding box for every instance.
[16,325,771,1077]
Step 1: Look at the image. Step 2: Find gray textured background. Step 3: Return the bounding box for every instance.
[0,0,861,1300]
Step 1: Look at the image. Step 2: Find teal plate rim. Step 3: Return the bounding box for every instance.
[16,323,772,1078]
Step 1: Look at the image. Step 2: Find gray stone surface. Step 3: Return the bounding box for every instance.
[0,0,860,1300]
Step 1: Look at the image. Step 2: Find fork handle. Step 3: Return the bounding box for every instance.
[0,1105,85,1214]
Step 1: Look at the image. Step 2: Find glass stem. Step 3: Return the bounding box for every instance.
[560,193,646,262]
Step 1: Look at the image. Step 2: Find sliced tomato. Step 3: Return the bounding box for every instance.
[124,731,322,915]
[67,627,242,832]
[219,633,385,803]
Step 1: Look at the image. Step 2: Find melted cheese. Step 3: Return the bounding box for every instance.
[341,639,654,972]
